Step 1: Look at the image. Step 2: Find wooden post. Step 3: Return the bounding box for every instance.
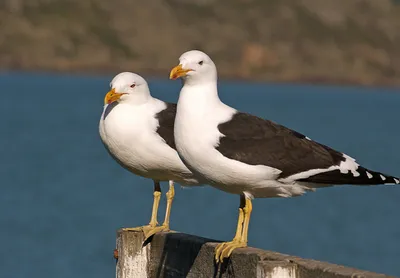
[115,229,391,278]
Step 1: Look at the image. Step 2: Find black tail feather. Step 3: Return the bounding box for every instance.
[300,166,399,185]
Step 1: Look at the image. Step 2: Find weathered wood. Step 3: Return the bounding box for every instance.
[116,229,151,278]
[115,229,393,278]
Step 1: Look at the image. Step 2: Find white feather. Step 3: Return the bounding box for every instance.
[99,72,199,185]
[174,60,312,198]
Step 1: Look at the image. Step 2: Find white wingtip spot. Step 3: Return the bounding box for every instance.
[366,171,373,179]
[340,168,349,174]
[343,153,357,162]
[305,136,312,141]
[339,154,360,175]
[352,170,360,177]
[380,174,386,181]
[394,178,399,184]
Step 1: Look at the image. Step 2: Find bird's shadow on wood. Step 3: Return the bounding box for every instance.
[146,232,233,278]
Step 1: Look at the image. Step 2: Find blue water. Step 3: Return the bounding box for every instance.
[1,72,400,278]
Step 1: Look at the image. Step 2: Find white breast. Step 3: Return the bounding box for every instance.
[174,85,281,195]
[99,99,194,183]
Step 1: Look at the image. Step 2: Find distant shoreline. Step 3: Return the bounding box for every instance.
[1,66,399,89]
[3,0,400,90]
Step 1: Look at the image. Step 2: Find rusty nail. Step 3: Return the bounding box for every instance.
[113,249,119,259]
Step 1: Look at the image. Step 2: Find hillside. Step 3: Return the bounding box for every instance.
[1,0,400,85]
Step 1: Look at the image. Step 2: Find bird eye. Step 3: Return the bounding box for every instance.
[198,61,203,65]
[130,84,136,88]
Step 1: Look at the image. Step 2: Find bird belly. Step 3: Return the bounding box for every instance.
[100,118,196,184]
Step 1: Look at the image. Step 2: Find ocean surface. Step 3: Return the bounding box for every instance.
[1,72,400,278]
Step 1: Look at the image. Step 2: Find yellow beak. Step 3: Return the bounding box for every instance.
[169,64,193,80]
[104,88,127,105]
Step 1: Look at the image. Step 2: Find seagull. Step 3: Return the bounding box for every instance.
[169,50,400,263]
[99,72,201,240]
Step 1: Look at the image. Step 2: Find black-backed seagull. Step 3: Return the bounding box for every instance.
[99,72,201,240]
[169,50,400,262]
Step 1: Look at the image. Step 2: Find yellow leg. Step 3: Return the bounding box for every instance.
[162,180,175,227]
[143,180,175,240]
[148,182,162,227]
[215,194,252,263]
[215,207,244,262]
[123,181,161,235]
[240,197,252,244]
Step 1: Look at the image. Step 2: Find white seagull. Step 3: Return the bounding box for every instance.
[169,50,400,262]
[99,72,201,240]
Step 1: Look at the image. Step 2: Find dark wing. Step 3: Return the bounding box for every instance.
[217,112,343,179]
[217,112,399,185]
[155,102,177,150]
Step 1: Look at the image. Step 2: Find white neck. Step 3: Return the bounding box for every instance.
[177,82,220,113]
[174,80,236,179]
[183,71,217,87]
[122,88,152,106]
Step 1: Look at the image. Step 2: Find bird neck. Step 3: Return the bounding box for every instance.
[183,71,217,86]
[178,82,221,111]
[123,90,152,105]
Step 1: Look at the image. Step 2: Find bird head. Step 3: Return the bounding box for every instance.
[169,50,217,85]
[104,72,150,105]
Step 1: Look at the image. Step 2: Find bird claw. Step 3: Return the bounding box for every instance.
[215,240,246,263]
[122,226,153,232]
[142,225,170,241]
